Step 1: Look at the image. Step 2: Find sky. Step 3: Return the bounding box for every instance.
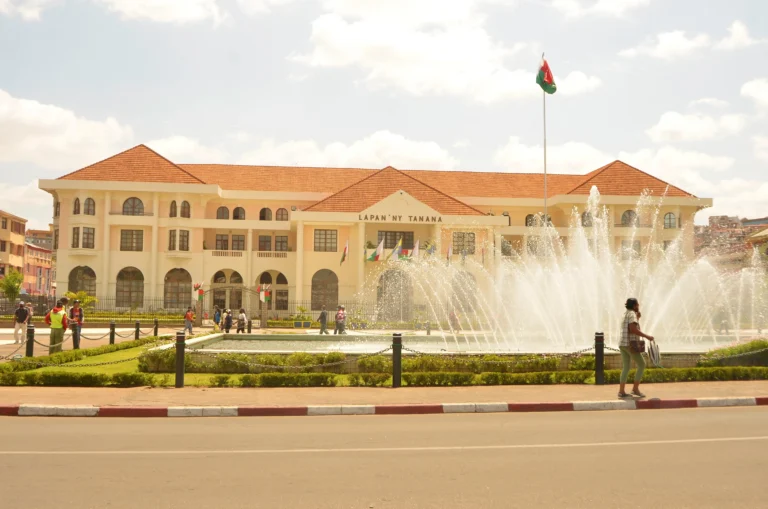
[1,0,767,229]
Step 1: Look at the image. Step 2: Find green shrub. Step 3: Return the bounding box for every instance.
[210,374,232,387]
[22,372,40,385]
[568,355,596,371]
[256,373,338,387]
[240,374,259,387]
[697,339,768,367]
[479,371,555,385]
[605,366,768,383]
[0,371,20,386]
[111,372,155,387]
[357,355,392,373]
[402,372,475,386]
[38,372,110,387]
[347,373,390,387]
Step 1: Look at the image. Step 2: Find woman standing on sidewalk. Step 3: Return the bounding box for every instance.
[619,298,654,398]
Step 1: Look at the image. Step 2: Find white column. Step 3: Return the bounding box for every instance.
[357,222,365,295]
[100,192,112,297]
[295,221,304,303]
[246,228,253,288]
[149,193,159,299]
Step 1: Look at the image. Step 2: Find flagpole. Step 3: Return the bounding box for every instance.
[542,53,548,226]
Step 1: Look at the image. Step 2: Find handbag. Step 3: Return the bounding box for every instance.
[628,322,645,353]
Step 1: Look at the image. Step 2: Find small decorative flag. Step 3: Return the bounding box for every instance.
[388,237,403,260]
[367,239,384,262]
[410,240,420,259]
[340,240,349,266]
[536,57,557,94]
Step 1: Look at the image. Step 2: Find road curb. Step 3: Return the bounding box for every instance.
[1,396,765,417]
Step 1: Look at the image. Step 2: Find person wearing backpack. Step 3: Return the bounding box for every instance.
[224,309,233,333]
[44,300,68,355]
[619,298,655,399]
[237,308,247,334]
[318,305,329,335]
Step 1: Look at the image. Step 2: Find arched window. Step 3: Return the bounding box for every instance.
[664,212,676,229]
[259,208,272,221]
[123,198,144,216]
[230,271,243,284]
[276,208,289,221]
[68,266,96,295]
[525,214,535,227]
[164,268,192,310]
[621,210,638,227]
[84,198,96,216]
[212,271,227,284]
[180,201,191,218]
[311,269,338,310]
[259,272,272,284]
[276,273,288,285]
[169,201,177,218]
[233,207,246,220]
[116,267,144,308]
[216,206,229,220]
[581,211,593,227]
[73,198,81,215]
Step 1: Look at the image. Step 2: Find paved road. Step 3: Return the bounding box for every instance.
[1,408,767,508]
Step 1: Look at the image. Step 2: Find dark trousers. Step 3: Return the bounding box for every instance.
[320,322,329,334]
[71,324,81,350]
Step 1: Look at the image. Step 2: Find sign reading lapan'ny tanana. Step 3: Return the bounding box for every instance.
[358,214,443,223]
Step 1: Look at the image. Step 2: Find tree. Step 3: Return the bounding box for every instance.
[0,268,24,304]
[64,291,98,309]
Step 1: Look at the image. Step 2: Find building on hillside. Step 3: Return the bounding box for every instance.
[0,210,27,281]
[39,144,712,316]
[23,242,53,296]
[695,215,768,269]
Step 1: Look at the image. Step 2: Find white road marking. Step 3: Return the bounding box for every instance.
[1,436,767,455]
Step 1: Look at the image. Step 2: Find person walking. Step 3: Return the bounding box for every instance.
[237,308,247,334]
[13,301,29,344]
[68,299,84,350]
[184,306,194,335]
[318,305,329,335]
[335,305,347,335]
[224,309,233,333]
[44,300,68,355]
[213,306,222,330]
[619,298,655,398]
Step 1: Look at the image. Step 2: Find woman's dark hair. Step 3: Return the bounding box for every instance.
[240,308,245,313]
[625,298,639,310]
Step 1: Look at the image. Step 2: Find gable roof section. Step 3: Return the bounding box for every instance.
[566,160,693,197]
[303,166,485,215]
[181,164,373,192]
[58,145,204,185]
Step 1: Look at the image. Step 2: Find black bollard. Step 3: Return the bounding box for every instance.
[109,321,116,345]
[247,319,252,334]
[70,322,80,350]
[25,324,35,357]
[392,333,402,388]
[594,332,605,386]
[134,320,140,340]
[153,317,159,337]
[175,331,186,388]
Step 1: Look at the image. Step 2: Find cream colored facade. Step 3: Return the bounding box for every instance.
[0,210,28,280]
[39,174,712,314]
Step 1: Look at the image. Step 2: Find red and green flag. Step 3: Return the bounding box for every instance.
[340,240,349,266]
[536,58,556,94]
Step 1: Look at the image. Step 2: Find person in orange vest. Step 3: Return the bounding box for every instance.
[45,300,69,355]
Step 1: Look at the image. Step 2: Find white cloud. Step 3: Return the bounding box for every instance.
[619,31,710,60]
[645,112,746,143]
[714,21,765,50]
[689,97,729,109]
[0,0,56,20]
[238,130,459,169]
[293,3,600,102]
[235,0,295,16]
[741,78,768,108]
[753,136,768,162]
[453,139,471,149]
[145,135,228,163]
[0,179,54,230]
[0,89,134,171]
[493,136,612,174]
[551,0,651,18]
[93,0,228,25]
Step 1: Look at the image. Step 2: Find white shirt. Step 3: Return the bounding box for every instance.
[620,310,639,347]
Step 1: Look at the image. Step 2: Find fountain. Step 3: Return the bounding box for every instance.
[200,186,767,354]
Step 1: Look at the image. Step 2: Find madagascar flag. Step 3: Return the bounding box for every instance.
[536,58,556,94]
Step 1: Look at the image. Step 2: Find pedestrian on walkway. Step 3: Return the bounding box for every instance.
[13,301,29,344]
[224,309,233,333]
[237,308,247,334]
[44,300,68,355]
[213,306,221,330]
[318,305,329,334]
[335,305,347,335]
[68,299,84,349]
[619,298,654,398]
[184,306,194,335]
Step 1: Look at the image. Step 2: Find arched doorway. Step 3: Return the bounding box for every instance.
[164,268,192,310]
[210,269,244,310]
[311,269,338,311]
[68,266,96,295]
[257,271,289,312]
[116,267,144,308]
[377,269,413,322]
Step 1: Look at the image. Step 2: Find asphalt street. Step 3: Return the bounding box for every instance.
[1,408,767,508]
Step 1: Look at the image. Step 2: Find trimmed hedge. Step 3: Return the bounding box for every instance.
[139,351,348,374]
[697,339,768,367]
[402,372,476,386]
[0,371,156,387]
[239,373,338,387]
[347,373,391,387]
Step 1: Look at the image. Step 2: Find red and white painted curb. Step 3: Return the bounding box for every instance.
[0,397,766,417]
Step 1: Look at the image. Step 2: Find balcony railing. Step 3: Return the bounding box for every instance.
[257,251,288,258]
[109,212,155,216]
[210,250,244,257]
